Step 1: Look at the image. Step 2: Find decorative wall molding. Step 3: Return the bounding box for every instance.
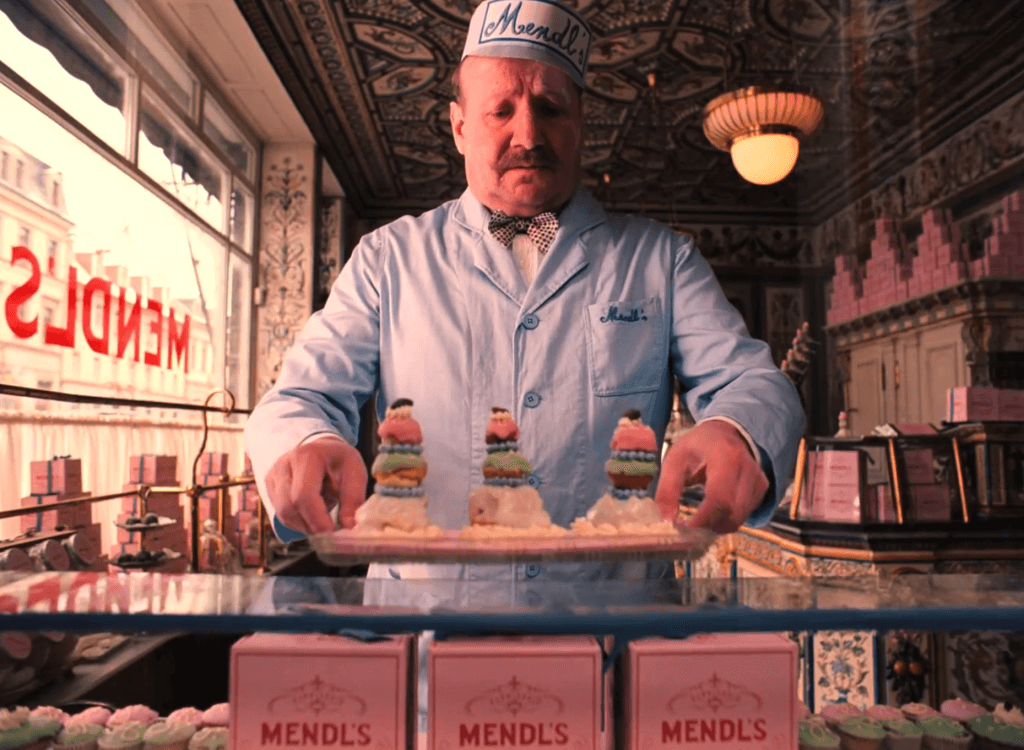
[255,146,316,402]
[315,197,344,311]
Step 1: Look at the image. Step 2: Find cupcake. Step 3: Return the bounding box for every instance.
[881,719,924,750]
[799,719,841,750]
[466,408,553,531]
[142,721,195,750]
[970,715,1024,750]
[98,722,147,750]
[994,703,1024,730]
[53,723,106,750]
[107,706,158,728]
[940,697,987,724]
[836,716,887,750]
[821,702,864,728]
[903,704,941,722]
[0,707,39,750]
[27,714,63,746]
[917,715,972,750]
[30,705,70,725]
[187,728,228,750]
[164,710,203,729]
[604,410,660,490]
[354,399,437,534]
[866,705,906,722]
[199,706,228,729]
[67,708,112,727]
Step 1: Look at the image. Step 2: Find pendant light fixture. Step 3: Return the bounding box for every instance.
[702,1,824,185]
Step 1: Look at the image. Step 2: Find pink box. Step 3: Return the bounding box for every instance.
[30,458,82,496]
[806,451,865,524]
[947,386,1000,423]
[128,455,177,485]
[199,452,229,475]
[944,264,968,286]
[986,254,1013,276]
[231,633,415,750]
[892,423,938,436]
[902,449,935,485]
[910,484,951,522]
[19,493,91,533]
[624,634,797,750]
[931,268,947,289]
[429,636,602,750]
[1000,389,1024,421]
[873,485,897,523]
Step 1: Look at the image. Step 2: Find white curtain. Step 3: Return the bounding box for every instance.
[0,411,248,553]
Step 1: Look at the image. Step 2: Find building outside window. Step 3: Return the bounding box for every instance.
[0,0,257,411]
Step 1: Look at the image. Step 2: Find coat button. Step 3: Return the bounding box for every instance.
[524,391,541,408]
[526,474,541,488]
[522,313,539,330]
[525,564,541,578]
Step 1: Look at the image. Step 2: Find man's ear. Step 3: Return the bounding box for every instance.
[450,101,465,156]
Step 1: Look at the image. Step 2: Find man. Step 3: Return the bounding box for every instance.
[245,0,804,560]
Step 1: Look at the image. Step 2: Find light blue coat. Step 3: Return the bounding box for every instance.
[244,187,804,588]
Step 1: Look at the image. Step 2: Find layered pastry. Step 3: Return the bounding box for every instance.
[572,410,675,537]
[353,399,443,538]
[462,408,566,539]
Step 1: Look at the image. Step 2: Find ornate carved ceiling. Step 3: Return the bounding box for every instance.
[236,0,1024,225]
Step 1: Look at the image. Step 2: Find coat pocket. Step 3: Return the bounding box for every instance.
[585,296,667,396]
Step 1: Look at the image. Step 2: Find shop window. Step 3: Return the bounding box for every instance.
[203,95,255,181]
[17,226,29,246]
[15,160,23,188]
[230,182,253,253]
[80,0,196,116]
[46,238,57,272]
[139,88,226,232]
[0,151,7,180]
[0,0,131,154]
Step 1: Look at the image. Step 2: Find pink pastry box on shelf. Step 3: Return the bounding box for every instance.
[621,633,798,750]
[429,635,605,750]
[230,632,416,750]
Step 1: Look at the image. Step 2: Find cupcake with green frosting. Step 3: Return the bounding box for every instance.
[917,715,971,750]
[798,719,841,750]
[186,728,228,750]
[881,718,923,750]
[970,716,1024,750]
[142,721,196,750]
[97,721,147,750]
[836,715,887,750]
[27,714,62,746]
[53,723,106,750]
[0,707,38,750]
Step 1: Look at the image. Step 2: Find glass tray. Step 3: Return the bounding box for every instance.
[309,526,716,564]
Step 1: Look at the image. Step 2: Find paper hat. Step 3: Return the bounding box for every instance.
[462,0,592,88]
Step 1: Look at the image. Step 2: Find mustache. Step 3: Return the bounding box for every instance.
[498,148,558,171]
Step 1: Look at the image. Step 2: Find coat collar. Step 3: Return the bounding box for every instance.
[454,187,606,311]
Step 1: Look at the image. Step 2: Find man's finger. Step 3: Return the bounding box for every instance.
[333,448,368,528]
[654,445,702,522]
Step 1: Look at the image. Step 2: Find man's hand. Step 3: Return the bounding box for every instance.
[264,438,368,535]
[654,420,769,534]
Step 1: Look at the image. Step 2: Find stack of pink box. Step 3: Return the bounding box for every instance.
[946,386,1024,422]
[114,454,188,572]
[909,207,966,296]
[861,217,912,313]
[24,457,102,570]
[970,191,1024,277]
[900,448,950,522]
[236,482,263,567]
[826,254,863,325]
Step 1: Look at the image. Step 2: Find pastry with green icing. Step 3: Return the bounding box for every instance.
[836,715,886,750]
[798,719,841,750]
[881,718,923,750]
[917,715,971,750]
[53,723,106,750]
[970,715,1024,750]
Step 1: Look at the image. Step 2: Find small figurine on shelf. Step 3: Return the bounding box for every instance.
[199,519,240,574]
[835,411,853,438]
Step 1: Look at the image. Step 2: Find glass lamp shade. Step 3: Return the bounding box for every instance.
[730,133,800,185]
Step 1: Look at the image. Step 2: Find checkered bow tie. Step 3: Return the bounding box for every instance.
[487,210,559,255]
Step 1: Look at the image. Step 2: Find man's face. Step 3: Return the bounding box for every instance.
[450,56,583,217]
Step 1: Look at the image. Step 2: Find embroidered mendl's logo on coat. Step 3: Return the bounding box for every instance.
[599,305,648,323]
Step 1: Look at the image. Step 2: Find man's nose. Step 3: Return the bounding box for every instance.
[509,106,541,149]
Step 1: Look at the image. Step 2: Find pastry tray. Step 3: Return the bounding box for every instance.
[113,516,178,532]
[108,551,183,570]
[310,526,716,564]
